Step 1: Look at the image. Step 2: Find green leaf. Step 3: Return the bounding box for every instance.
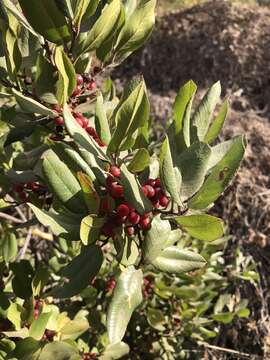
[12,337,40,359]
[42,149,86,213]
[207,138,237,171]
[176,141,211,200]
[32,266,49,297]
[114,0,156,61]
[152,246,206,273]
[14,144,49,171]
[188,135,246,209]
[29,312,51,340]
[101,342,130,360]
[160,136,182,205]
[114,235,139,266]
[147,308,166,331]
[29,203,81,241]
[79,0,122,54]
[1,25,21,80]
[7,303,22,330]
[77,172,100,213]
[38,341,81,360]
[191,81,221,142]
[80,215,105,245]
[60,318,89,340]
[35,53,58,104]
[143,214,171,262]
[120,164,152,215]
[107,266,143,344]
[172,80,197,150]
[212,312,234,324]
[165,229,182,247]
[95,93,111,145]
[175,214,224,241]
[52,245,103,298]
[204,100,228,143]
[73,0,90,29]
[10,260,34,299]
[0,232,17,263]
[127,148,150,173]
[108,79,150,153]
[55,47,76,105]
[17,0,71,44]
[12,89,55,116]
[55,0,74,19]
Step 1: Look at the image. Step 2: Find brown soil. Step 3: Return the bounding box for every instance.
[114,1,270,358]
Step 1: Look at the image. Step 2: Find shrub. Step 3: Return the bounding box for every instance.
[0,0,247,359]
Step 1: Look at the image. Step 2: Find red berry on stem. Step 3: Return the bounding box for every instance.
[154,187,162,197]
[52,104,61,113]
[49,134,62,141]
[101,223,115,237]
[145,185,155,198]
[72,85,81,97]
[116,204,130,217]
[88,80,96,90]
[55,116,64,126]
[159,195,169,207]
[76,74,84,86]
[126,226,135,236]
[151,198,160,208]
[142,185,149,197]
[147,178,156,187]
[139,216,151,230]
[13,184,24,193]
[86,126,97,137]
[110,165,121,178]
[106,175,114,188]
[155,178,161,187]
[128,211,140,225]
[110,183,124,198]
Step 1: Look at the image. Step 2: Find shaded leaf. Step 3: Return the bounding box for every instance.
[80,215,105,245]
[38,341,81,360]
[127,148,150,173]
[205,100,228,144]
[12,89,55,116]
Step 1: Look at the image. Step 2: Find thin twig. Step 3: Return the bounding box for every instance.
[0,212,23,224]
[18,228,32,260]
[200,342,263,359]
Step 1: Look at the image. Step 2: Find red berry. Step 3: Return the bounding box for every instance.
[100,198,110,213]
[12,184,24,193]
[126,226,135,236]
[27,182,40,191]
[101,223,115,237]
[55,116,64,126]
[139,216,151,230]
[49,134,62,141]
[145,185,155,198]
[110,166,121,178]
[142,212,152,219]
[155,178,161,187]
[147,178,156,187]
[19,191,28,201]
[106,175,114,187]
[86,126,97,137]
[142,185,149,197]
[88,80,96,90]
[154,187,163,197]
[75,116,84,127]
[128,211,140,225]
[76,74,84,86]
[72,85,81,97]
[116,204,130,217]
[159,195,169,207]
[110,183,124,198]
[95,138,105,147]
[151,198,160,208]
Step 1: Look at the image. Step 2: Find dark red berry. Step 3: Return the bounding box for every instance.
[139,216,151,230]
[106,175,114,188]
[49,134,62,141]
[142,212,152,219]
[110,183,124,198]
[55,116,64,126]
[128,211,140,225]
[19,191,28,201]
[142,185,149,197]
[110,165,121,178]
[86,126,97,137]
[72,85,81,97]
[27,182,40,191]
[88,80,96,90]
[154,187,163,197]
[13,184,24,193]
[159,195,169,207]
[145,185,155,198]
[151,198,160,208]
[155,178,161,187]
[101,223,115,237]
[126,226,135,236]
[95,138,105,147]
[147,178,156,187]
[76,74,84,86]
[116,204,130,217]
[100,198,110,213]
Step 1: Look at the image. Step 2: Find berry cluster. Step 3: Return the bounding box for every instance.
[143,277,154,299]
[100,166,158,239]
[72,73,96,98]
[105,277,116,293]
[12,182,43,202]
[83,353,97,360]
[33,299,43,319]
[142,178,170,209]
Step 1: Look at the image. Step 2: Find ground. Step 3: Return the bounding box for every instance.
[114,1,270,358]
